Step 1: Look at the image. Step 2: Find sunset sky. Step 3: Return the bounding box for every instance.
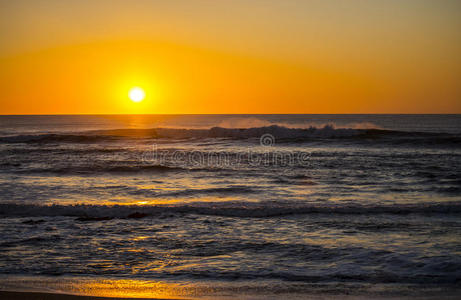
[0,0,460,114]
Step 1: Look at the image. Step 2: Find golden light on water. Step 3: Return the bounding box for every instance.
[1,277,207,299]
[75,279,188,299]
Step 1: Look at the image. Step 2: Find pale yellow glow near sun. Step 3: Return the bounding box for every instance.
[128,87,145,102]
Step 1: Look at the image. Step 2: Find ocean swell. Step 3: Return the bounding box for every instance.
[1,125,459,145]
[1,202,460,218]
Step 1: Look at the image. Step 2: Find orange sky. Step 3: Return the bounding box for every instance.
[0,0,460,114]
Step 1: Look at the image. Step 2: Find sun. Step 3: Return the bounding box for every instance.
[128,87,145,102]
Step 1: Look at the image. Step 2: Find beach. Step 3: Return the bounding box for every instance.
[0,114,460,299]
[1,289,461,300]
[2,0,461,297]
[0,291,166,300]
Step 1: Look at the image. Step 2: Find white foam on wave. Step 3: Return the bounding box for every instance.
[154,125,363,139]
[215,117,382,130]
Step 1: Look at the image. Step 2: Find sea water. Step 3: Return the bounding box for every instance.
[0,114,460,298]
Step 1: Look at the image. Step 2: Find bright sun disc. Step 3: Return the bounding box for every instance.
[129,87,145,102]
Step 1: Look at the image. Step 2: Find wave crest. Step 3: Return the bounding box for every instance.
[1,125,459,145]
[1,202,460,218]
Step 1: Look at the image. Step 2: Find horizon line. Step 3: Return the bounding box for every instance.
[1,113,461,116]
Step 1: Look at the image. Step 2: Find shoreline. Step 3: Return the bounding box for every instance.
[0,291,173,300]
[2,289,461,300]
[1,275,461,300]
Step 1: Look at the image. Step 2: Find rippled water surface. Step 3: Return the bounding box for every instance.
[0,114,460,298]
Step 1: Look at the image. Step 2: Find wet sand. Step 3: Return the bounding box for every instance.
[4,290,461,300]
[0,291,172,300]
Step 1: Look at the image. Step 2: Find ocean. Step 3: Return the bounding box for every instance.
[0,114,460,299]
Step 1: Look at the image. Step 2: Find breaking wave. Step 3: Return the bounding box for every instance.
[1,125,460,145]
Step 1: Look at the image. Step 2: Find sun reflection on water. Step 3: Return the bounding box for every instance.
[75,279,188,298]
[1,277,211,299]
[0,276,216,299]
